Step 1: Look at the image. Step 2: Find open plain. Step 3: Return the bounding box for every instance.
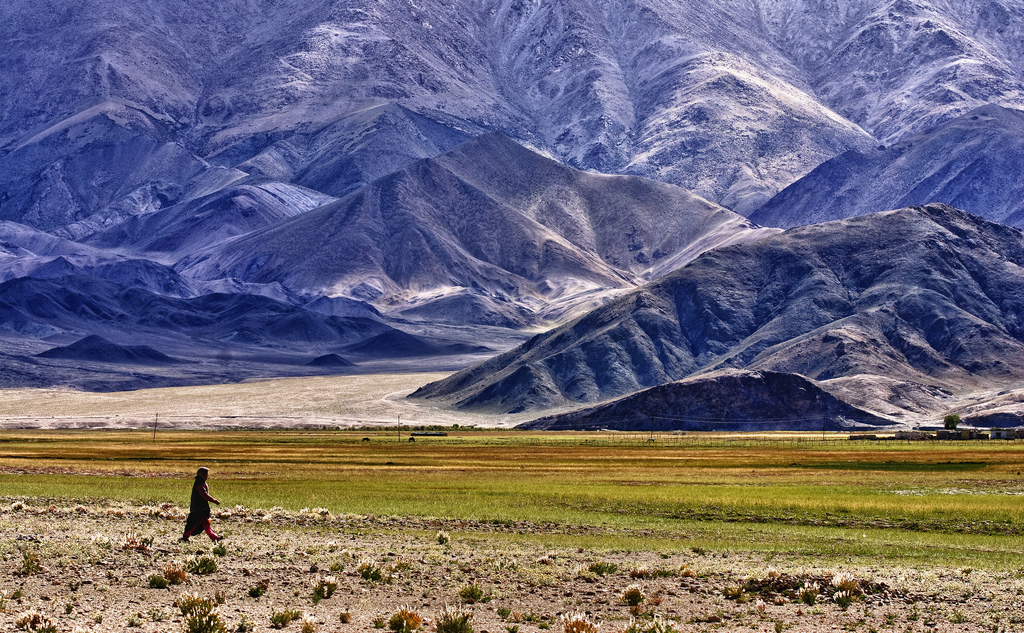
[2,429,1024,632]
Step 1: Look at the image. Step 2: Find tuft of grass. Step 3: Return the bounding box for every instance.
[270,608,302,629]
[620,584,645,607]
[458,583,485,604]
[388,607,423,633]
[148,574,170,589]
[176,592,217,617]
[212,542,228,557]
[311,575,338,604]
[14,610,57,633]
[358,558,390,583]
[18,548,42,575]
[435,604,473,633]
[798,582,818,606]
[437,530,451,545]
[235,614,255,632]
[623,616,676,633]
[588,561,617,576]
[560,611,599,633]
[186,555,219,575]
[163,563,187,585]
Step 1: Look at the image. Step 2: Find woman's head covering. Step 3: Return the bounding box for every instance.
[196,467,210,479]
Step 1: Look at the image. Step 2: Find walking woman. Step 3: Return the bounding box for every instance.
[181,466,223,542]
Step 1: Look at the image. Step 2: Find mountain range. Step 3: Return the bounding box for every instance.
[1,0,1024,424]
[413,205,1024,425]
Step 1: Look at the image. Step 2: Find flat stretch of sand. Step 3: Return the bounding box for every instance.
[0,373,539,430]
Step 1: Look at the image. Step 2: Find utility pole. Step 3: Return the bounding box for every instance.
[398,414,401,442]
[153,413,158,444]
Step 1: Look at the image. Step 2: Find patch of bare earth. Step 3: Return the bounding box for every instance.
[1,501,1020,632]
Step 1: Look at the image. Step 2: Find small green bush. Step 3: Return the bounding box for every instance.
[311,575,338,604]
[248,580,268,598]
[186,555,219,575]
[19,549,42,575]
[458,583,485,604]
[212,542,228,556]
[358,559,388,583]
[588,561,617,576]
[148,575,170,589]
[270,608,302,629]
[183,609,228,633]
[621,584,645,606]
[176,592,217,617]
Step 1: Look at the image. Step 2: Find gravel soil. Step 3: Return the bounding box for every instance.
[2,502,1022,632]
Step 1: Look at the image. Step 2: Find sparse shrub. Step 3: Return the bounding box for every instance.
[123,532,154,553]
[497,608,512,619]
[127,613,142,627]
[300,614,317,633]
[186,555,219,575]
[435,604,473,633]
[183,607,228,633]
[19,548,42,575]
[358,558,389,583]
[628,565,654,579]
[560,611,599,633]
[623,615,676,633]
[148,574,170,589]
[588,561,617,576]
[458,583,485,604]
[312,575,338,604]
[270,608,302,629]
[249,580,269,598]
[212,542,228,556]
[389,606,423,633]
[832,591,853,610]
[164,563,188,584]
[723,586,745,602]
[620,584,645,607]
[830,571,858,593]
[14,610,57,633]
[176,592,217,617]
[798,582,819,606]
[679,565,696,578]
[436,530,450,545]
[235,614,255,632]
[339,612,352,624]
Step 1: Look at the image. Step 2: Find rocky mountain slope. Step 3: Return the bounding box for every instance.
[4,0,1023,229]
[521,370,892,431]
[751,105,1024,229]
[177,134,776,325]
[412,205,1024,421]
[3,0,1024,396]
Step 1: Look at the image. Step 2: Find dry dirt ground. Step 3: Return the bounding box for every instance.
[2,501,1023,633]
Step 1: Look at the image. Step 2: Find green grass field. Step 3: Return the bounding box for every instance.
[4,429,1024,569]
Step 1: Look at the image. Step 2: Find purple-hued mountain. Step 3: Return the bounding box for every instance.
[413,205,1024,423]
[2,0,1024,407]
